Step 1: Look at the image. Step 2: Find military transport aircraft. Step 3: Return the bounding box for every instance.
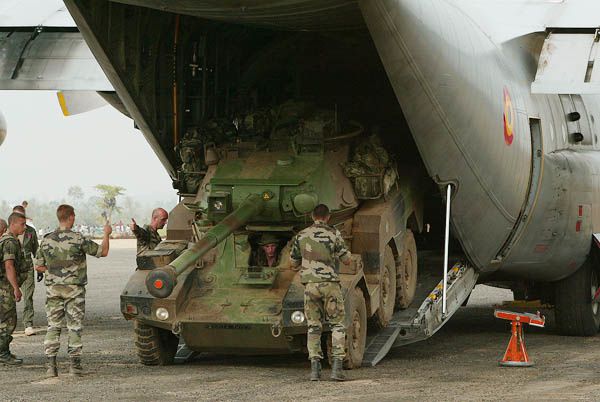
[10,0,600,366]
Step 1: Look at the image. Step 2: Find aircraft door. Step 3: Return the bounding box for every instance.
[494,118,543,262]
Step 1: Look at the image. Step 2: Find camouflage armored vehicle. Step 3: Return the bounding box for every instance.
[121,101,422,367]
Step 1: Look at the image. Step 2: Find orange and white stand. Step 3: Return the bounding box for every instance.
[494,310,545,367]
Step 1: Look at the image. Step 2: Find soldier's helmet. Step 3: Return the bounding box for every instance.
[258,233,280,246]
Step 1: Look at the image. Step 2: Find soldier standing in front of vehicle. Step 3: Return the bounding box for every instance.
[13,205,39,336]
[130,208,168,254]
[290,204,352,382]
[34,204,112,377]
[0,213,27,365]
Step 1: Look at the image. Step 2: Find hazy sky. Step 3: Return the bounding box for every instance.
[0,91,178,205]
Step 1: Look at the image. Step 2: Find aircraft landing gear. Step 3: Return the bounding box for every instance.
[554,260,600,336]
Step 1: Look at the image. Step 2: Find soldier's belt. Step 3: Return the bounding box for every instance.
[47,260,78,270]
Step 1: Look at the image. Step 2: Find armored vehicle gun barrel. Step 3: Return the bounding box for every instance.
[145,193,266,298]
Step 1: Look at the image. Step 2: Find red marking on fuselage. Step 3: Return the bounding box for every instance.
[503,87,515,145]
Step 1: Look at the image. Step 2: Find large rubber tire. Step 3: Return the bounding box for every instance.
[396,230,418,309]
[555,261,600,336]
[134,320,179,365]
[373,245,397,329]
[344,287,367,369]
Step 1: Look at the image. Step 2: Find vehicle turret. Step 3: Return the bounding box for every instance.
[146,193,266,298]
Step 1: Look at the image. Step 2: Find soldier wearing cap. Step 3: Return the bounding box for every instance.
[254,233,282,267]
[290,204,351,381]
[12,205,39,336]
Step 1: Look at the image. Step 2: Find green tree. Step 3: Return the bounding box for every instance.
[0,200,11,220]
[67,185,84,201]
[94,185,126,223]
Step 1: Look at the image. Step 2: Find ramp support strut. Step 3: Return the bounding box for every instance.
[442,184,452,317]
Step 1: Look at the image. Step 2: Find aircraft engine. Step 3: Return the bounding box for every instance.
[0,109,6,147]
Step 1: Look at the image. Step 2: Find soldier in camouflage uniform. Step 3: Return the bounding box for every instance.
[290,204,351,381]
[34,204,112,377]
[253,233,282,267]
[0,219,6,236]
[130,208,168,254]
[0,213,27,365]
[13,205,39,336]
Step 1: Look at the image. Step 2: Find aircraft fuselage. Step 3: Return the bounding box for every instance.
[64,0,600,285]
[361,0,600,282]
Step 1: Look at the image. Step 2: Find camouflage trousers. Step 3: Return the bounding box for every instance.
[21,269,35,328]
[304,281,346,360]
[0,282,17,356]
[44,285,86,357]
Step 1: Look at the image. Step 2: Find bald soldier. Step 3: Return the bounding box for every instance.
[0,213,27,365]
[34,204,111,377]
[290,204,351,382]
[130,208,168,254]
[13,205,39,336]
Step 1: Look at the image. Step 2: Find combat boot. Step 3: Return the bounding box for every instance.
[310,359,322,381]
[0,352,22,366]
[45,356,58,378]
[69,356,83,377]
[330,358,346,381]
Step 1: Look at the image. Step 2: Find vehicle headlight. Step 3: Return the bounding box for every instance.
[156,307,169,321]
[291,310,305,324]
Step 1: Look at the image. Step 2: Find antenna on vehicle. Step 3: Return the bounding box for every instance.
[334,103,338,133]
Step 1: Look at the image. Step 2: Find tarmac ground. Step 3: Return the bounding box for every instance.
[2,240,599,401]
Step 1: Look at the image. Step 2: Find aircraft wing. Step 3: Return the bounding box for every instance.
[0,30,112,91]
[0,0,75,27]
[0,0,113,115]
[453,0,600,43]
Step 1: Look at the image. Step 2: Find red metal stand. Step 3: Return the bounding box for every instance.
[494,310,545,367]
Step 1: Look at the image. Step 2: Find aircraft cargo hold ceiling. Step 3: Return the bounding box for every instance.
[105,0,364,31]
[63,0,427,202]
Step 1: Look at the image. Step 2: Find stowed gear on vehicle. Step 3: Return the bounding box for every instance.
[120,101,423,367]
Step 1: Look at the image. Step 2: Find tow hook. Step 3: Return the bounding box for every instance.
[271,322,282,338]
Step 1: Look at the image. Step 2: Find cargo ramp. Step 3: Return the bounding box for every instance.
[362,253,478,367]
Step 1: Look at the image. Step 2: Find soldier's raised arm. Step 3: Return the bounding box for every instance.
[290,235,302,269]
[333,229,351,265]
[100,223,112,257]
[81,225,111,258]
[129,218,138,232]
[132,223,150,244]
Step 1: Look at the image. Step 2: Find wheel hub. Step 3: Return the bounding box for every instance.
[404,251,413,281]
[592,270,599,315]
[351,310,361,350]
[382,268,390,305]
